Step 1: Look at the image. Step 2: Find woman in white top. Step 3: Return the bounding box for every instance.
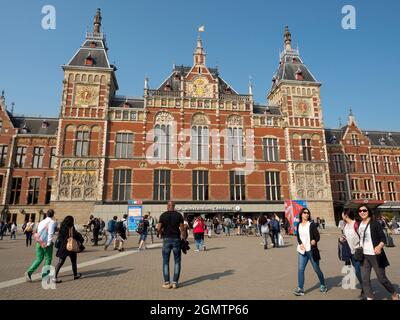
[357,205,399,300]
[340,209,363,297]
[293,208,327,296]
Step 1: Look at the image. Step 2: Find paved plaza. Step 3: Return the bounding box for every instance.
[0,228,399,300]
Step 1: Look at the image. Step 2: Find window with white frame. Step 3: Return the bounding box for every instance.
[154,125,171,160]
[230,171,245,200]
[388,181,396,201]
[153,169,170,201]
[397,157,400,173]
[15,146,27,168]
[360,155,369,173]
[301,139,312,161]
[112,169,132,201]
[372,155,380,174]
[0,145,8,167]
[376,181,384,200]
[228,127,244,161]
[192,170,209,201]
[75,130,90,157]
[263,138,279,162]
[265,171,281,201]
[332,154,344,173]
[351,134,360,146]
[115,133,134,159]
[32,147,44,168]
[337,181,346,201]
[191,126,209,162]
[347,155,356,173]
[49,148,56,168]
[383,156,391,174]
[27,178,40,205]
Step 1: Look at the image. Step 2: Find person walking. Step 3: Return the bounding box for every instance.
[340,209,363,298]
[0,221,5,240]
[357,205,399,300]
[293,208,328,296]
[138,215,150,250]
[115,214,128,252]
[10,222,17,240]
[206,218,213,238]
[223,216,232,236]
[321,218,326,230]
[148,213,156,244]
[53,216,84,283]
[87,215,101,246]
[157,201,186,289]
[24,219,35,247]
[25,210,57,282]
[270,216,280,248]
[193,215,206,251]
[259,214,269,250]
[104,216,118,251]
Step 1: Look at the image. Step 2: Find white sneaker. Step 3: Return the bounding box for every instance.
[194,249,200,252]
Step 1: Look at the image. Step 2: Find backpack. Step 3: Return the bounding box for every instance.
[107,220,116,233]
[136,222,144,234]
[271,219,280,232]
[116,221,125,234]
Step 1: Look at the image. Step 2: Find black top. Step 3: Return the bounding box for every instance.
[296,221,320,245]
[359,219,390,268]
[159,211,184,239]
[142,219,150,235]
[55,227,84,259]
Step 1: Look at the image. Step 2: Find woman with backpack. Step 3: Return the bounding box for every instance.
[293,208,328,296]
[357,205,399,300]
[193,215,206,252]
[53,216,84,283]
[340,209,363,297]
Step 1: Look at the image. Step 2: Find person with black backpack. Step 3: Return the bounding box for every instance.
[104,216,118,251]
[87,215,101,246]
[115,214,128,252]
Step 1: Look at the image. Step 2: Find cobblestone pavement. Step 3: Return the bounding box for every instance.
[0,228,399,300]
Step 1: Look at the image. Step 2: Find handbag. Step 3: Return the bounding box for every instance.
[354,221,370,262]
[66,228,81,253]
[311,245,321,261]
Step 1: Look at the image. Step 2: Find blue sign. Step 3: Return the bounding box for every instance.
[127,205,143,232]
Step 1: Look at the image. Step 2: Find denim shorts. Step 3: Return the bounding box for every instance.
[140,233,148,241]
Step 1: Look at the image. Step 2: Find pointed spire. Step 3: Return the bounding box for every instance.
[248,77,253,95]
[348,108,356,126]
[194,28,206,66]
[284,26,292,50]
[144,76,149,90]
[93,8,102,34]
[338,117,343,128]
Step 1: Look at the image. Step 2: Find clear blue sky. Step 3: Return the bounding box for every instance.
[0,0,399,131]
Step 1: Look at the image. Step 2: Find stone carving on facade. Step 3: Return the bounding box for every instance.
[227,115,243,127]
[72,188,81,199]
[192,113,210,126]
[155,112,174,125]
[294,163,329,201]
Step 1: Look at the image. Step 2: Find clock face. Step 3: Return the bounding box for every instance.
[187,77,212,98]
[75,85,98,105]
[295,99,311,116]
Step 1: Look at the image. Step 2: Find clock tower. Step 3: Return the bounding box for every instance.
[268,26,334,224]
[52,9,118,218]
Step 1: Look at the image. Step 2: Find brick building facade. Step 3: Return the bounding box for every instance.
[0,10,399,225]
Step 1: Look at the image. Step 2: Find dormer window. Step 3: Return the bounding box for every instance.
[85,53,94,66]
[90,41,97,48]
[225,86,232,94]
[351,134,359,146]
[380,137,386,145]
[123,101,130,108]
[388,133,393,141]
[164,84,172,91]
[295,68,303,80]
[21,124,29,134]
[331,136,337,143]
[41,120,49,129]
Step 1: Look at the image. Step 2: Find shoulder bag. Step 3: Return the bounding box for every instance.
[66,227,81,253]
[354,221,370,262]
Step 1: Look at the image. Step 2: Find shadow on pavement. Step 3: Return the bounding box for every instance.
[75,267,134,280]
[203,247,225,251]
[180,269,235,287]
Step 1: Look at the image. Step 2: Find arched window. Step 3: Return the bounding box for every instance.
[227,115,244,161]
[191,113,210,162]
[153,112,173,161]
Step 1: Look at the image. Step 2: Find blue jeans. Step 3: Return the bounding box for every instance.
[194,233,204,250]
[350,254,363,287]
[272,232,279,247]
[298,251,325,290]
[162,238,182,284]
[105,232,116,247]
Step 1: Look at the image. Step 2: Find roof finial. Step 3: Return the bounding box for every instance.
[194,26,206,66]
[348,108,356,126]
[284,25,292,50]
[11,102,15,115]
[93,8,102,34]
[248,76,253,95]
[144,75,149,90]
[1,90,4,98]
[349,108,353,117]
[338,117,342,128]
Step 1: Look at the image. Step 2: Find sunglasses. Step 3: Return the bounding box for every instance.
[303,211,310,214]
[359,209,368,213]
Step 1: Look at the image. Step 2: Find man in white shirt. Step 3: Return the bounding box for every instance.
[25,210,57,282]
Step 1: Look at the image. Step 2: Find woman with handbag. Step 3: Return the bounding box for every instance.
[23,219,35,247]
[357,205,399,300]
[293,208,327,296]
[53,216,85,283]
